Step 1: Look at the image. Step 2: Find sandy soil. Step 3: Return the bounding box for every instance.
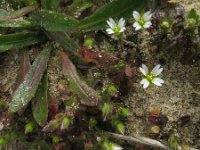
[126,1,200,149]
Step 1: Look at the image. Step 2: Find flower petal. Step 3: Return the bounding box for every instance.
[152,78,164,86]
[152,64,163,76]
[140,78,150,89]
[133,22,142,31]
[118,18,125,28]
[120,27,126,32]
[107,18,116,28]
[143,11,152,21]
[112,145,123,150]
[139,64,148,75]
[143,21,152,28]
[106,28,114,34]
[133,11,140,20]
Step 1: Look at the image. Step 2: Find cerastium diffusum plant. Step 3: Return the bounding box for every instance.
[1,0,199,149]
[140,64,164,89]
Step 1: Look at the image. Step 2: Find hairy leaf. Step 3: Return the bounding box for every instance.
[0,6,37,20]
[67,0,93,15]
[0,6,37,28]
[73,0,147,31]
[0,32,41,53]
[15,49,31,90]
[44,31,79,53]
[0,19,33,28]
[9,48,51,113]
[41,0,59,11]
[42,113,65,132]
[60,51,99,106]
[6,0,38,9]
[32,71,48,126]
[32,10,79,31]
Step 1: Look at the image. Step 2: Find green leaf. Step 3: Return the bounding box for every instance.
[9,47,51,113]
[0,6,37,28]
[0,32,41,53]
[11,6,38,18]
[32,10,79,31]
[187,9,199,20]
[6,0,38,9]
[43,113,66,132]
[0,19,33,28]
[0,6,37,20]
[41,0,59,11]
[32,71,48,126]
[67,0,93,15]
[60,51,99,106]
[74,0,147,31]
[44,31,79,53]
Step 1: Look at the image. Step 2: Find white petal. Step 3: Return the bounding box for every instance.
[112,145,123,150]
[118,18,125,28]
[120,27,126,32]
[140,78,150,89]
[106,28,114,34]
[152,78,164,86]
[139,64,148,75]
[133,11,141,20]
[107,18,116,28]
[143,11,152,21]
[152,64,163,76]
[143,21,152,28]
[133,22,142,31]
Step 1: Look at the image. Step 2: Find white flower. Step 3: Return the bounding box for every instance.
[140,64,164,89]
[111,143,123,150]
[106,18,126,35]
[112,144,123,150]
[133,11,152,31]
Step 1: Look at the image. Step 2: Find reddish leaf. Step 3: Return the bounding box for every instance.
[15,49,31,89]
[60,51,100,106]
[79,46,97,60]
[9,48,51,113]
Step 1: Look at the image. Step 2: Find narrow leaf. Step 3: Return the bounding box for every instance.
[9,47,51,113]
[0,6,38,20]
[0,32,41,53]
[11,6,38,19]
[32,10,79,31]
[44,31,79,53]
[15,49,31,90]
[32,71,48,126]
[41,0,59,11]
[67,0,93,16]
[74,0,147,31]
[42,113,65,132]
[0,6,37,28]
[60,51,99,106]
[0,19,33,28]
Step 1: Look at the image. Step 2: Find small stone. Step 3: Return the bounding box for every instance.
[151,126,160,134]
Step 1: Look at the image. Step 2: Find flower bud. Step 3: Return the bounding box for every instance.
[160,21,170,30]
[25,122,34,134]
